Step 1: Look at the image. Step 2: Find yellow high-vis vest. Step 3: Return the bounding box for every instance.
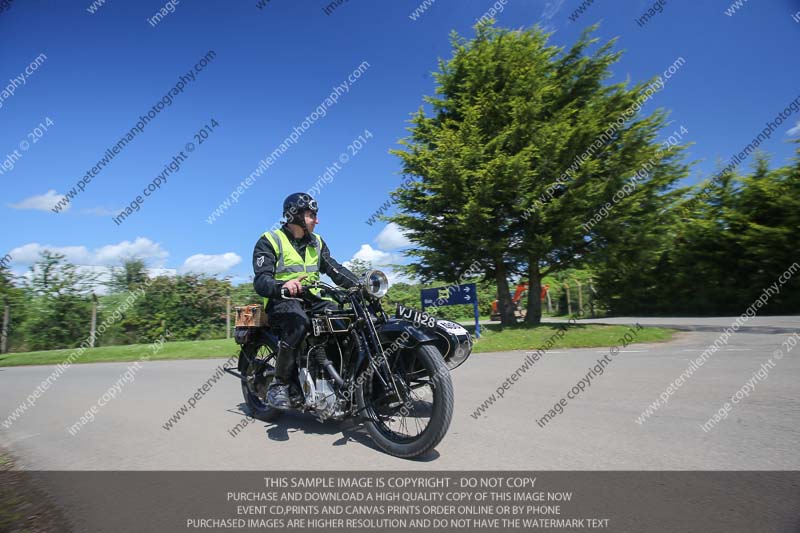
[262,230,332,308]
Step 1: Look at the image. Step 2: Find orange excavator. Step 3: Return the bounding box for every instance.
[490,282,549,321]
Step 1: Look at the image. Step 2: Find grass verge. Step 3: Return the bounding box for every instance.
[466,323,675,353]
[0,324,674,367]
[0,338,237,367]
[0,449,69,532]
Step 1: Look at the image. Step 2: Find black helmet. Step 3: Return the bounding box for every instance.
[283,192,317,225]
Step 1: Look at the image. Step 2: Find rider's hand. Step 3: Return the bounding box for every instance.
[283,275,308,296]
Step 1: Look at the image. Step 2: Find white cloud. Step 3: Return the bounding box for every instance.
[8,238,169,267]
[348,244,412,286]
[374,223,411,250]
[9,243,92,264]
[382,268,413,286]
[6,240,244,292]
[12,264,174,296]
[94,238,169,266]
[9,190,70,213]
[14,264,113,295]
[788,120,800,136]
[179,253,242,275]
[541,0,565,20]
[351,244,396,266]
[148,267,178,277]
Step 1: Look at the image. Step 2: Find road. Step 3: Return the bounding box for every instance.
[477,314,799,333]
[1,322,798,471]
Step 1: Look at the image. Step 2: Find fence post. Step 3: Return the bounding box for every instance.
[226,294,231,339]
[574,279,583,315]
[564,283,572,316]
[89,293,98,348]
[1,301,9,354]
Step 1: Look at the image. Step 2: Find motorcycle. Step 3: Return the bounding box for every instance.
[228,270,473,458]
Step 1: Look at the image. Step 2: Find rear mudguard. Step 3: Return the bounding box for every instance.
[236,328,280,375]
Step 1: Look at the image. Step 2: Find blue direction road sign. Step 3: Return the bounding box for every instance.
[421,283,480,338]
[421,283,476,307]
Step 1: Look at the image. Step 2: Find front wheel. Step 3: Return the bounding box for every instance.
[356,344,454,458]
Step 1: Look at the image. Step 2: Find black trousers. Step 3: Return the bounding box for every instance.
[267,297,340,379]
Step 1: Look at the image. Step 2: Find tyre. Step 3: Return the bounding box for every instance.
[357,344,454,458]
[240,342,282,422]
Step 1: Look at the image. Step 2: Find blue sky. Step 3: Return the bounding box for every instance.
[1,0,799,287]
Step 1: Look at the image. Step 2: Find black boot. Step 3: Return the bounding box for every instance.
[269,340,299,410]
[288,383,304,407]
[267,377,291,410]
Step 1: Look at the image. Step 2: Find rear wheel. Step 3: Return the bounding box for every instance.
[240,343,282,422]
[357,344,453,458]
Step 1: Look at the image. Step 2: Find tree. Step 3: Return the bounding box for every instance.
[25,250,97,297]
[390,22,689,325]
[231,280,261,307]
[0,263,11,296]
[129,273,229,341]
[516,45,690,323]
[345,258,372,278]
[109,258,148,293]
[731,151,800,311]
[21,251,95,350]
[0,264,26,353]
[592,143,800,315]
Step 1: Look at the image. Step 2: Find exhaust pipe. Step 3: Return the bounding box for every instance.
[224,367,244,380]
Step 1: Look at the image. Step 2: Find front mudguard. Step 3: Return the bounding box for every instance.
[351,319,441,383]
[377,318,473,370]
[376,318,439,351]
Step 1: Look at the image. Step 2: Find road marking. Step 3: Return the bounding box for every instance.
[680,348,751,352]
[7,432,41,443]
[594,350,648,353]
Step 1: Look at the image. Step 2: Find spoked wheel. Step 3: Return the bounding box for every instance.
[241,343,282,422]
[357,344,453,458]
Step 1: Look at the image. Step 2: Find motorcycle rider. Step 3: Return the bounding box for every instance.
[252,192,360,409]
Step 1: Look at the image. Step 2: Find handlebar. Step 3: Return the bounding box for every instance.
[279,286,299,300]
[279,280,361,304]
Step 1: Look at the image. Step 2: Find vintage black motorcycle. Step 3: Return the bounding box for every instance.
[228,270,472,458]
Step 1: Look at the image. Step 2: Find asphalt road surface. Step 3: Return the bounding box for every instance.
[2,320,798,471]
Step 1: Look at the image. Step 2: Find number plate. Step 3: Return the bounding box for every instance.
[396,304,438,329]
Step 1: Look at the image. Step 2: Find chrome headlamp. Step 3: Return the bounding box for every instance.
[363,270,389,298]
